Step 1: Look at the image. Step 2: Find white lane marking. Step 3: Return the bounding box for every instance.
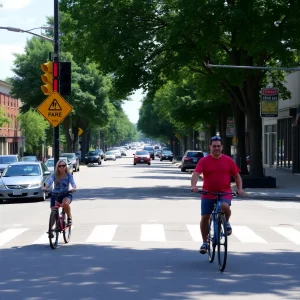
[186,225,201,241]
[0,228,29,246]
[32,226,75,244]
[271,227,300,245]
[232,226,267,243]
[140,224,165,242]
[86,225,118,243]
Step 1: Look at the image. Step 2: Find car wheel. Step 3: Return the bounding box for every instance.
[74,167,77,172]
[77,165,80,171]
[0,199,3,204]
[39,192,46,201]
[160,159,162,161]
[98,160,101,165]
[181,167,186,172]
[134,162,136,165]
[148,162,151,165]
[104,159,106,161]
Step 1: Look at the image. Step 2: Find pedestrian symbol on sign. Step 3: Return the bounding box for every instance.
[48,99,62,111]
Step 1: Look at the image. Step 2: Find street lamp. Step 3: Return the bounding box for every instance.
[0,26,53,42]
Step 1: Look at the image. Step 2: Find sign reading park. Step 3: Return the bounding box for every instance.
[37,91,73,127]
[261,88,279,118]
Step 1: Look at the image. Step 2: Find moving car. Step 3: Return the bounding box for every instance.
[181,150,204,172]
[134,150,151,165]
[85,150,102,165]
[45,157,73,174]
[0,162,52,203]
[0,155,21,173]
[104,151,117,161]
[159,150,174,161]
[143,146,155,160]
[60,152,80,172]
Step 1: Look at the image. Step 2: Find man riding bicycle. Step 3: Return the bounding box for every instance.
[191,136,244,254]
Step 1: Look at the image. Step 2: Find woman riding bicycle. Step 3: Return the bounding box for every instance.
[42,159,77,226]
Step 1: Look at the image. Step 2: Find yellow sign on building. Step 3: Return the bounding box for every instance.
[37,91,73,127]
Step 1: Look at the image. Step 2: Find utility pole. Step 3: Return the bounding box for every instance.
[53,0,60,167]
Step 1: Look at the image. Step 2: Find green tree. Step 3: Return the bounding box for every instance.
[18,110,49,153]
[60,0,300,178]
[0,109,10,127]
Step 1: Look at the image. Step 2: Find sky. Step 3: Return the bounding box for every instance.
[0,0,143,123]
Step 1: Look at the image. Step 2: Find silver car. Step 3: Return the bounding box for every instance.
[45,157,73,174]
[0,155,21,173]
[0,162,52,203]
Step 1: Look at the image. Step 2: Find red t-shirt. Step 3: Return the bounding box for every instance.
[194,154,240,200]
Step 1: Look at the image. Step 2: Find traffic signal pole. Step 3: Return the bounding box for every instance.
[53,0,60,167]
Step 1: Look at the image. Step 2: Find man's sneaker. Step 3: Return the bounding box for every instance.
[67,218,72,226]
[227,222,232,236]
[199,243,208,254]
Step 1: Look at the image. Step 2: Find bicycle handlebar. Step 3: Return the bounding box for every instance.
[192,190,237,197]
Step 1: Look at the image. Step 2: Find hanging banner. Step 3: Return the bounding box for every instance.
[261,88,279,117]
[226,117,235,137]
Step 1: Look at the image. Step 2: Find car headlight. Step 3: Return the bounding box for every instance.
[29,182,43,188]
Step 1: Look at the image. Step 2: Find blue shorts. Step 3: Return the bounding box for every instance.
[50,192,73,208]
[201,198,231,216]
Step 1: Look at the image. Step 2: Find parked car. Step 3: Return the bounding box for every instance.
[0,155,21,173]
[45,157,73,174]
[85,150,102,165]
[60,152,80,172]
[104,151,117,161]
[22,156,39,162]
[111,149,122,158]
[96,149,104,159]
[143,146,155,160]
[159,150,174,161]
[181,150,204,172]
[133,150,151,165]
[0,162,52,203]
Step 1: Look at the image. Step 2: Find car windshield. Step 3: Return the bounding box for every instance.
[61,153,74,159]
[2,164,41,177]
[136,151,148,155]
[163,151,172,155]
[22,156,36,161]
[0,156,17,164]
[106,151,114,155]
[186,152,204,158]
[46,160,54,167]
[88,151,98,155]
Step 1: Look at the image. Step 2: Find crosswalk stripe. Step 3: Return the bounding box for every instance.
[232,226,267,243]
[271,227,300,245]
[86,225,118,243]
[140,224,165,242]
[186,225,201,241]
[0,228,29,246]
[32,226,75,244]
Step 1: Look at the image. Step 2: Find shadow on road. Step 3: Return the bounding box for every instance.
[0,244,299,300]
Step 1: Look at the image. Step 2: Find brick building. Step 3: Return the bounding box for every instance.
[0,80,22,154]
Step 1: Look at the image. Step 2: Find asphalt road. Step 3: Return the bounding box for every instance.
[0,151,299,300]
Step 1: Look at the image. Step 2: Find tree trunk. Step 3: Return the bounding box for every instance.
[219,111,231,156]
[231,100,248,175]
[62,119,73,152]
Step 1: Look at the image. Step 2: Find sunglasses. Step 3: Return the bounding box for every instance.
[210,136,222,141]
[58,164,66,168]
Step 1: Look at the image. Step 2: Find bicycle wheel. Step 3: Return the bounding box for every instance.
[207,215,216,262]
[217,214,228,272]
[48,210,59,249]
[62,213,72,243]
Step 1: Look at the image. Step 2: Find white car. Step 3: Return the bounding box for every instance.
[104,151,116,161]
[45,157,73,174]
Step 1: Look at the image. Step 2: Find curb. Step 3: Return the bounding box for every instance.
[239,194,300,201]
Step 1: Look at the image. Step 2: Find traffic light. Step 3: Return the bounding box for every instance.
[40,61,53,95]
[59,62,71,95]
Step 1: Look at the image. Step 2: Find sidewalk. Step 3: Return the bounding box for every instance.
[235,167,300,201]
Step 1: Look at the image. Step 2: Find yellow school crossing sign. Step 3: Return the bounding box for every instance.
[37,91,73,127]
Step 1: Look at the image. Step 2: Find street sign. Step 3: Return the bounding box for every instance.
[36,91,73,127]
[78,127,83,136]
[261,88,279,118]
